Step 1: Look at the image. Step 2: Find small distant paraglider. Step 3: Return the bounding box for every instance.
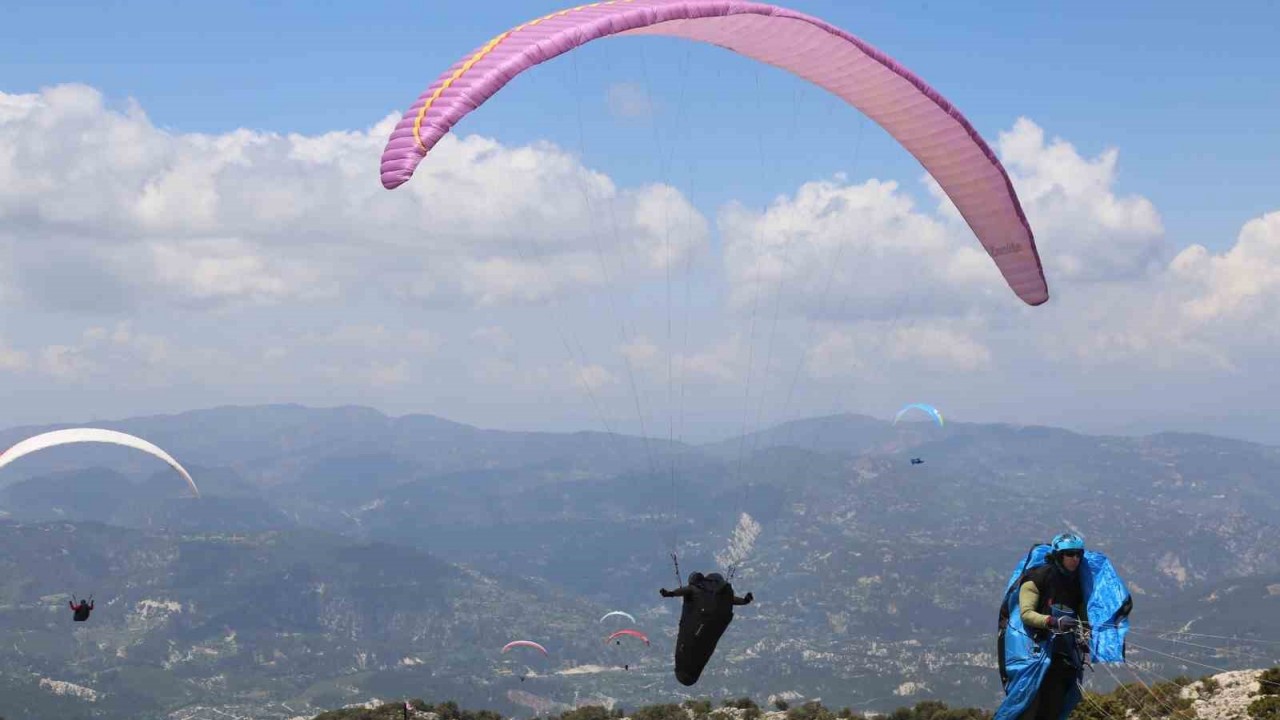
[910,458,925,465]
[501,640,548,682]
[599,610,637,625]
[69,594,94,622]
[894,403,944,428]
[501,640,548,656]
[606,629,650,671]
[606,629,649,645]
[0,429,200,622]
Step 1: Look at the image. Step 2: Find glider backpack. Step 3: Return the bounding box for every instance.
[996,544,1045,687]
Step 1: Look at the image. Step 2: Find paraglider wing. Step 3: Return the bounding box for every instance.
[501,640,549,656]
[599,610,638,624]
[606,629,650,646]
[1080,551,1133,664]
[380,0,1048,305]
[0,428,200,497]
[894,403,944,427]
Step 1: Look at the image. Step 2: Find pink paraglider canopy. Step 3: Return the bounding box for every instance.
[607,629,651,645]
[501,640,549,656]
[380,0,1049,306]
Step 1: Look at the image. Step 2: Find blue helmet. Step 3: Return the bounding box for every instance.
[1051,533,1085,553]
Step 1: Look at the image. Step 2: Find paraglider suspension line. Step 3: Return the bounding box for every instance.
[671,551,682,588]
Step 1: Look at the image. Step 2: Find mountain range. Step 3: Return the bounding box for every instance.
[1,405,1278,719]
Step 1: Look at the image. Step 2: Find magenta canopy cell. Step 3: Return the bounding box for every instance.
[379,0,1049,306]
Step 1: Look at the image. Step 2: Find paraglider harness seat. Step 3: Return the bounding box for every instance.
[70,595,94,622]
[668,572,745,686]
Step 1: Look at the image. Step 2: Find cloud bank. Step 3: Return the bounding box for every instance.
[2,84,1277,443]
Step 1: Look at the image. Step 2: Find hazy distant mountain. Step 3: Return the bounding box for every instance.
[1,405,1278,719]
[0,404,669,493]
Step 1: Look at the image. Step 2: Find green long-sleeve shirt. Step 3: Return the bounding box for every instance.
[1019,580,1053,630]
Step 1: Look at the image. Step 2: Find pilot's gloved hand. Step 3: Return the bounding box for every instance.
[660,588,673,597]
[744,592,754,604]
[1047,615,1078,632]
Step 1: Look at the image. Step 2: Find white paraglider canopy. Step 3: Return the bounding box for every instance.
[0,428,200,497]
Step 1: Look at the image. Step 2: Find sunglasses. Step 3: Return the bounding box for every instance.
[1059,550,1083,558]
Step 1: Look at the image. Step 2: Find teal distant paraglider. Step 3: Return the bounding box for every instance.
[894,403,944,428]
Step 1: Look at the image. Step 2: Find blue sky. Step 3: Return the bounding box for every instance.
[1,0,1278,443]
[3,1,1275,250]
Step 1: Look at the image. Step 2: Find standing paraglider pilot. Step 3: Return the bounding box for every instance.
[69,595,94,622]
[1002,533,1092,720]
[659,571,753,686]
[995,532,1133,720]
[1017,533,1090,720]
